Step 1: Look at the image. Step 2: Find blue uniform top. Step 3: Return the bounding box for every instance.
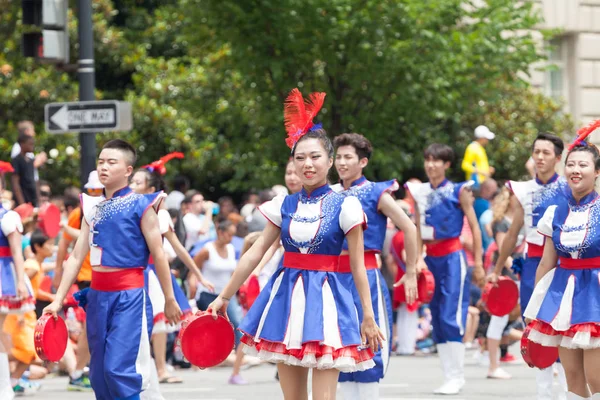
[406,179,472,241]
[259,184,365,255]
[81,186,164,268]
[331,176,398,252]
[538,188,600,260]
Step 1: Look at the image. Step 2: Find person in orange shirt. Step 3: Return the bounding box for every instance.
[53,171,103,392]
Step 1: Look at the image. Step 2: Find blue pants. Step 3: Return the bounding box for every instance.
[520,256,540,315]
[339,269,393,383]
[87,287,151,400]
[426,250,470,344]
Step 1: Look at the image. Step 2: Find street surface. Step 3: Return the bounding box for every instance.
[39,344,563,399]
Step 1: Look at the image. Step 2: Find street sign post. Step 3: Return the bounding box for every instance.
[44,100,132,134]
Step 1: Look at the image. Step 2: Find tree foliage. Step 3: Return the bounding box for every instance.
[0,0,573,197]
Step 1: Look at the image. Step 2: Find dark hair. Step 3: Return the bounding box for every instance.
[184,190,202,203]
[63,194,79,211]
[533,132,564,156]
[134,168,166,192]
[566,143,600,170]
[291,128,334,158]
[30,230,50,254]
[258,189,275,203]
[333,133,373,160]
[167,208,179,219]
[39,180,50,189]
[173,175,190,192]
[102,139,137,166]
[424,143,454,164]
[216,219,233,232]
[17,132,34,145]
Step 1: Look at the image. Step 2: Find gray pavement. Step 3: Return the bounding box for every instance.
[37,346,560,399]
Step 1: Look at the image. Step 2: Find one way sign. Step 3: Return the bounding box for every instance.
[45,100,133,134]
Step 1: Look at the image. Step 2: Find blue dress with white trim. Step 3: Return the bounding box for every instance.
[238,184,375,372]
[332,176,396,383]
[524,189,600,349]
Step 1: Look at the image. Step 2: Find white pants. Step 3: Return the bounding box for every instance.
[396,304,418,354]
[339,381,379,400]
[486,314,509,341]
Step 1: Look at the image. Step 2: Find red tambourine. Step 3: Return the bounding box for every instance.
[521,323,558,369]
[34,314,68,362]
[395,270,436,306]
[13,203,35,221]
[238,275,260,310]
[177,311,235,369]
[481,277,519,316]
[37,203,61,238]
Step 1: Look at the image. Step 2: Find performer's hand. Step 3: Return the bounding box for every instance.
[43,301,63,320]
[473,264,486,288]
[394,272,418,304]
[486,272,500,286]
[360,315,385,354]
[199,277,215,293]
[415,259,428,273]
[17,281,29,300]
[164,298,182,326]
[207,296,230,320]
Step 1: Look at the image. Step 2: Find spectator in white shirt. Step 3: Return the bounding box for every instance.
[165,174,189,211]
[182,190,216,249]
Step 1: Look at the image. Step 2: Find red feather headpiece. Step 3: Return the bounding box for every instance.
[284,88,326,149]
[568,119,600,151]
[142,152,184,176]
[0,161,14,174]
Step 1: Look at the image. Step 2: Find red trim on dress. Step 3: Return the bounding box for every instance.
[425,237,462,257]
[529,319,600,339]
[338,251,378,273]
[91,268,145,291]
[559,256,600,270]
[282,253,340,272]
[527,243,545,258]
[0,247,10,257]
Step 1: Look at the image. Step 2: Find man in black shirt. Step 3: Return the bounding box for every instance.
[11,133,38,206]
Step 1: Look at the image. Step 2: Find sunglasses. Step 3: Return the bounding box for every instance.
[40,190,51,197]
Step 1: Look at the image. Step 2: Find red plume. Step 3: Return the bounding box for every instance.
[284,88,326,149]
[142,152,184,176]
[0,161,14,173]
[569,119,600,151]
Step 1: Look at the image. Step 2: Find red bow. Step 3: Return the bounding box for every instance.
[0,161,14,173]
[142,152,184,175]
[569,119,600,151]
[284,88,326,149]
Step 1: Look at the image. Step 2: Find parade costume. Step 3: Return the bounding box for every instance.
[332,176,395,394]
[405,179,472,394]
[238,88,374,372]
[81,186,164,400]
[524,188,600,349]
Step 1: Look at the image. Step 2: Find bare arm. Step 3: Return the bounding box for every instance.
[192,248,209,270]
[164,230,202,280]
[11,174,25,204]
[379,193,417,275]
[62,224,81,240]
[53,235,71,288]
[460,189,484,286]
[534,237,558,285]
[491,196,524,278]
[7,230,26,293]
[52,220,90,305]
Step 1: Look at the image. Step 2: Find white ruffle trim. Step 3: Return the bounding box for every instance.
[152,321,180,335]
[241,344,375,373]
[0,302,35,315]
[528,328,600,350]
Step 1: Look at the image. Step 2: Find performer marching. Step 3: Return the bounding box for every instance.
[207,89,384,400]
[331,133,419,400]
[524,121,600,400]
[487,132,567,398]
[44,140,182,400]
[405,143,485,395]
[0,161,34,400]
[130,158,215,385]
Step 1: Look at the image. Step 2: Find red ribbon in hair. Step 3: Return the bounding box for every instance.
[0,161,14,173]
[142,152,184,176]
[569,119,600,151]
[284,88,326,149]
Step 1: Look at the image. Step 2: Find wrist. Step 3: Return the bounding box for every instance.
[165,296,176,302]
[220,294,231,302]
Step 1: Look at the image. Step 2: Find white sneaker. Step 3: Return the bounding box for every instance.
[487,368,511,379]
[434,379,464,395]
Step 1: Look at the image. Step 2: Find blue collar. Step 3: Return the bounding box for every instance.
[535,173,559,185]
[301,183,331,198]
[104,186,132,199]
[431,178,449,190]
[349,176,368,188]
[568,189,599,207]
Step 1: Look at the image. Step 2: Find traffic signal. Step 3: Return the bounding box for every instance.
[21,0,69,63]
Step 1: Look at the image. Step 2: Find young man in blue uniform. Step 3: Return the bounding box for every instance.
[406,143,485,395]
[332,133,419,400]
[488,133,567,399]
[45,140,182,400]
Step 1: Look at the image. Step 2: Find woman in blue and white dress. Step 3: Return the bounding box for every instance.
[208,88,383,400]
[524,134,600,400]
[0,166,35,399]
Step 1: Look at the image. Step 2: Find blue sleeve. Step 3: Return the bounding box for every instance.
[374,180,400,201]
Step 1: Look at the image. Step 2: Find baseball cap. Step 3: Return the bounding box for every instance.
[474,125,495,140]
[83,171,104,189]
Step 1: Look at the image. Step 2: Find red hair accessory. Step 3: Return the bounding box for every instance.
[142,152,184,176]
[568,119,600,151]
[284,88,326,149]
[0,161,14,173]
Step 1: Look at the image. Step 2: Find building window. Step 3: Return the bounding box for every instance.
[545,37,569,104]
